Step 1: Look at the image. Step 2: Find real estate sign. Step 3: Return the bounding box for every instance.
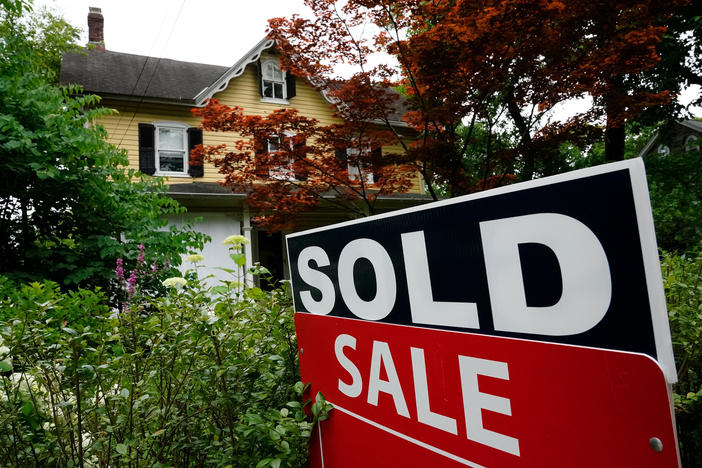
[286,159,679,467]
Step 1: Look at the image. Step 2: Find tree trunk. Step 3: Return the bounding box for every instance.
[604,76,626,162]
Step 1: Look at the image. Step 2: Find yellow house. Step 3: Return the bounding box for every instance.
[60,8,429,284]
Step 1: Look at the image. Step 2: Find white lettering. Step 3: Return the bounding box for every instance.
[297,246,335,315]
[480,213,612,336]
[367,341,410,418]
[335,334,363,398]
[458,355,519,456]
[411,347,458,434]
[402,231,479,329]
[338,238,396,321]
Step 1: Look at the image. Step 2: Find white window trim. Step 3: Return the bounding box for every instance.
[260,59,289,105]
[154,121,190,178]
[684,134,699,152]
[346,142,375,185]
[656,144,670,157]
[267,132,296,181]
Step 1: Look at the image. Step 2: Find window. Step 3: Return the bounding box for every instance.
[685,135,699,152]
[267,134,295,180]
[261,59,286,101]
[656,144,670,157]
[345,145,375,185]
[155,122,189,176]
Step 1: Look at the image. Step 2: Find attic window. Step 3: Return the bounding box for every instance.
[262,59,286,100]
[259,59,296,103]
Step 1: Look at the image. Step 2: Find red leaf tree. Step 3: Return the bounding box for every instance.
[192,100,415,232]
[267,0,684,187]
[195,0,685,230]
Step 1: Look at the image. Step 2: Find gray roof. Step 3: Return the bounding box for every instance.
[60,50,228,104]
[681,120,702,133]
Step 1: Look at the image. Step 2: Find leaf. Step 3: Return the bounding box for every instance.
[116,443,128,455]
[0,361,12,373]
[230,253,247,267]
[271,459,282,468]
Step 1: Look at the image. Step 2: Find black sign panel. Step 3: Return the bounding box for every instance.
[286,160,675,382]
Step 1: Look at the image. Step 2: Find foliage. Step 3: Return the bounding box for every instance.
[644,147,702,252]
[0,20,206,290]
[261,0,685,205]
[661,249,702,466]
[193,101,416,231]
[0,244,329,467]
[0,1,82,84]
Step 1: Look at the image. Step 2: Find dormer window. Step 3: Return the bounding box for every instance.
[258,59,296,104]
[262,60,286,99]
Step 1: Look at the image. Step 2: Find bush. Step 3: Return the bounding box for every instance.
[0,241,329,467]
[661,247,702,467]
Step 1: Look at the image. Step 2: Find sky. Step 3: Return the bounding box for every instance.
[36,0,313,66]
[35,0,701,115]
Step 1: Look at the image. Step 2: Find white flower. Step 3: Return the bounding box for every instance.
[162,277,187,290]
[222,234,249,246]
[185,254,204,263]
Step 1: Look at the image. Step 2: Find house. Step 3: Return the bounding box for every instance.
[60,8,430,284]
[637,119,701,158]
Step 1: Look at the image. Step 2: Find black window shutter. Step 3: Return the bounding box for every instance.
[335,147,348,163]
[257,60,264,96]
[138,123,156,175]
[187,128,204,177]
[295,136,307,180]
[285,72,296,99]
[254,135,268,177]
[370,145,382,183]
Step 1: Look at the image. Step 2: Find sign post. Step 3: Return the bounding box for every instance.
[286,159,680,467]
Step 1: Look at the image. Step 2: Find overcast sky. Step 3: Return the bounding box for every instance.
[35,0,700,114]
[36,0,313,66]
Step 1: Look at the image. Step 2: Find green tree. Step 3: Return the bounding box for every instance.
[0,2,81,83]
[0,10,206,289]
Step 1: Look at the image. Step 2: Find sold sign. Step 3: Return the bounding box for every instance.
[287,159,679,467]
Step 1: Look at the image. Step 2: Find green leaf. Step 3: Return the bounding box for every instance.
[116,443,128,455]
[271,459,282,468]
[0,361,12,373]
[230,253,247,267]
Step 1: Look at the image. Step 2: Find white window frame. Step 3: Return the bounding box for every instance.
[684,134,699,152]
[260,59,289,105]
[656,144,670,157]
[154,121,190,177]
[346,141,375,185]
[267,132,296,181]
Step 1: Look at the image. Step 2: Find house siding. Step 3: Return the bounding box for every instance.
[97,62,424,193]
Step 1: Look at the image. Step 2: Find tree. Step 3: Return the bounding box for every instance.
[0,1,82,83]
[262,0,684,195]
[192,98,416,232]
[0,9,206,289]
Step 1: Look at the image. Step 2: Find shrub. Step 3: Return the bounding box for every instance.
[0,243,329,467]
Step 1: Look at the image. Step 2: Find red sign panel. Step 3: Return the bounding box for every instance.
[297,313,679,468]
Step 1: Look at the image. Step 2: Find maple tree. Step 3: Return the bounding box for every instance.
[192,101,415,231]
[195,0,687,230]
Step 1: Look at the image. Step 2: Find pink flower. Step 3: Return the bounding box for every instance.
[115,258,124,281]
[137,244,145,266]
[151,261,158,273]
[128,270,137,295]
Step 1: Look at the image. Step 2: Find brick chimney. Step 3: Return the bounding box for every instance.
[87,7,105,51]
